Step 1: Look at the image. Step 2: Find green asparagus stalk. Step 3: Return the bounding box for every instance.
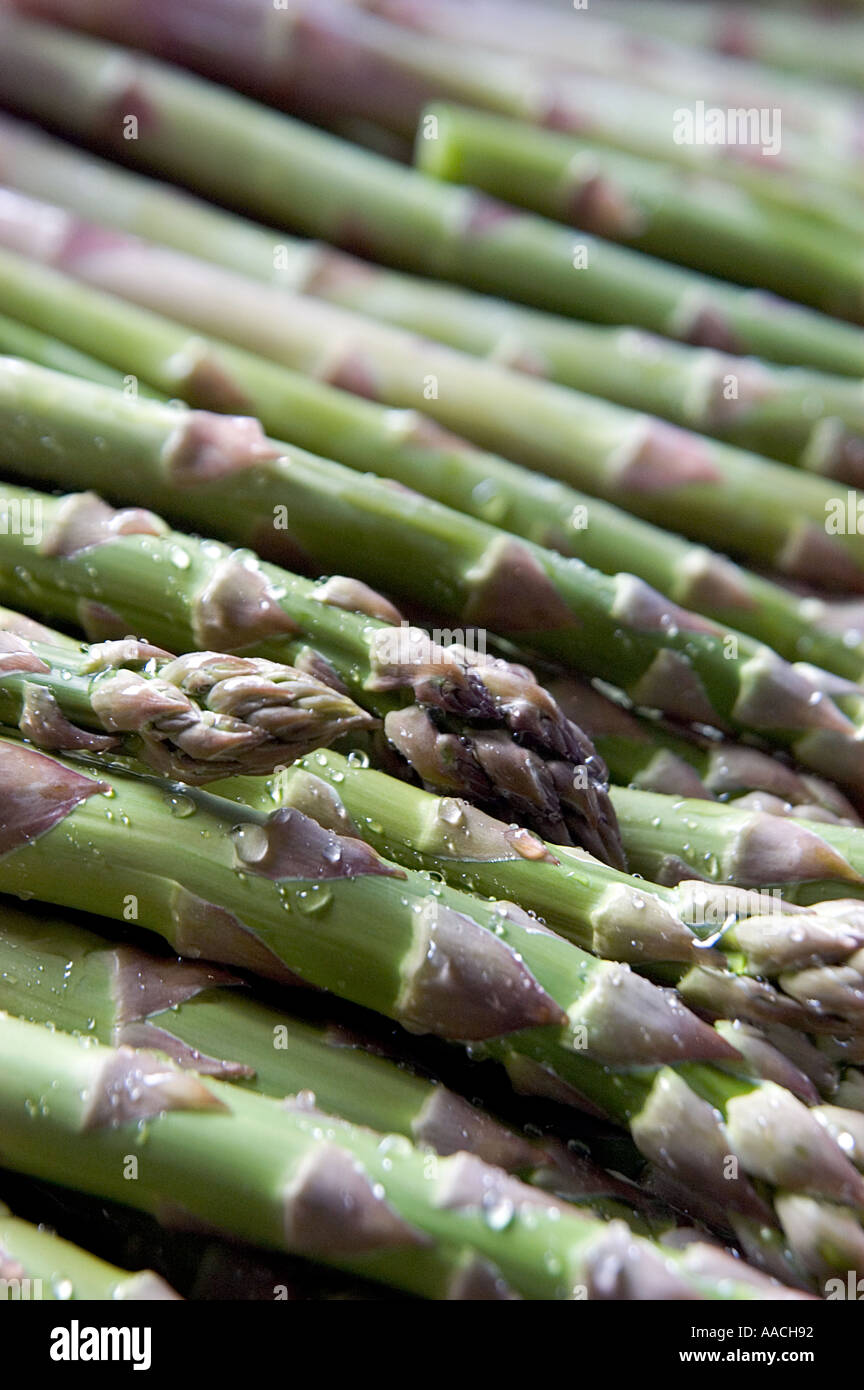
[0,900,638,1212]
[0,308,142,390]
[215,746,864,1039]
[2,386,864,801]
[0,15,862,375]
[0,1199,180,1299]
[16,0,864,232]
[416,103,864,320]
[7,215,864,606]
[6,736,864,1284]
[0,1013,811,1300]
[608,786,864,919]
[7,586,857,827]
[4,236,864,677]
[0,734,736,1073]
[5,117,864,478]
[602,0,864,89]
[546,673,863,821]
[0,628,376,781]
[0,456,621,857]
[355,0,864,143]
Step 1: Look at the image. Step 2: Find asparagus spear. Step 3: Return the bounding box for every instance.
[0,735,736,1070]
[0,629,376,781]
[6,737,864,1283]
[14,0,864,230]
[4,238,864,674]
[7,587,856,826]
[546,673,863,821]
[0,1200,180,1300]
[0,1013,810,1300]
[6,213,864,602]
[0,15,861,375]
[608,786,864,916]
[608,789,864,920]
[0,308,142,390]
[3,312,864,690]
[5,117,864,478]
[416,103,864,320]
[602,0,864,89]
[0,900,639,1212]
[215,747,864,1038]
[2,388,864,800]
[0,490,618,859]
[355,0,864,145]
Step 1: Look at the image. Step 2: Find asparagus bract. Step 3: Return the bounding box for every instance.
[609,787,864,912]
[547,674,864,821]
[0,13,861,375]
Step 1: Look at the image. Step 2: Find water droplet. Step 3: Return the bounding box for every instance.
[483,1196,515,1231]
[296,886,334,916]
[437,798,464,826]
[231,822,269,864]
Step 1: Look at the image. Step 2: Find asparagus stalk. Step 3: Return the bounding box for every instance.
[2,388,864,801]
[608,786,864,916]
[0,1013,810,1300]
[0,900,637,1212]
[416,103,864,320]
[4,238,864,675]
[609,790,864,918]
[0,15,861,375]
[602,0,864,89]
[6,215,864,602]
[0,629,376,781]
[0,486,619,858]
[0,1200,181,1300]
[3,341,864,703]
[7,589,856,825]
[0,308,143,390]
[355,0,864,141]
[15,0,864,229]
[0,735,736,1073]
[5,117,864,478]
[546,673,863,822]
[6,737,864,1283]
[216,747,864,1039]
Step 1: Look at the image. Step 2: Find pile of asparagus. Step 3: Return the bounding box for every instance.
[4,0,864,1301]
